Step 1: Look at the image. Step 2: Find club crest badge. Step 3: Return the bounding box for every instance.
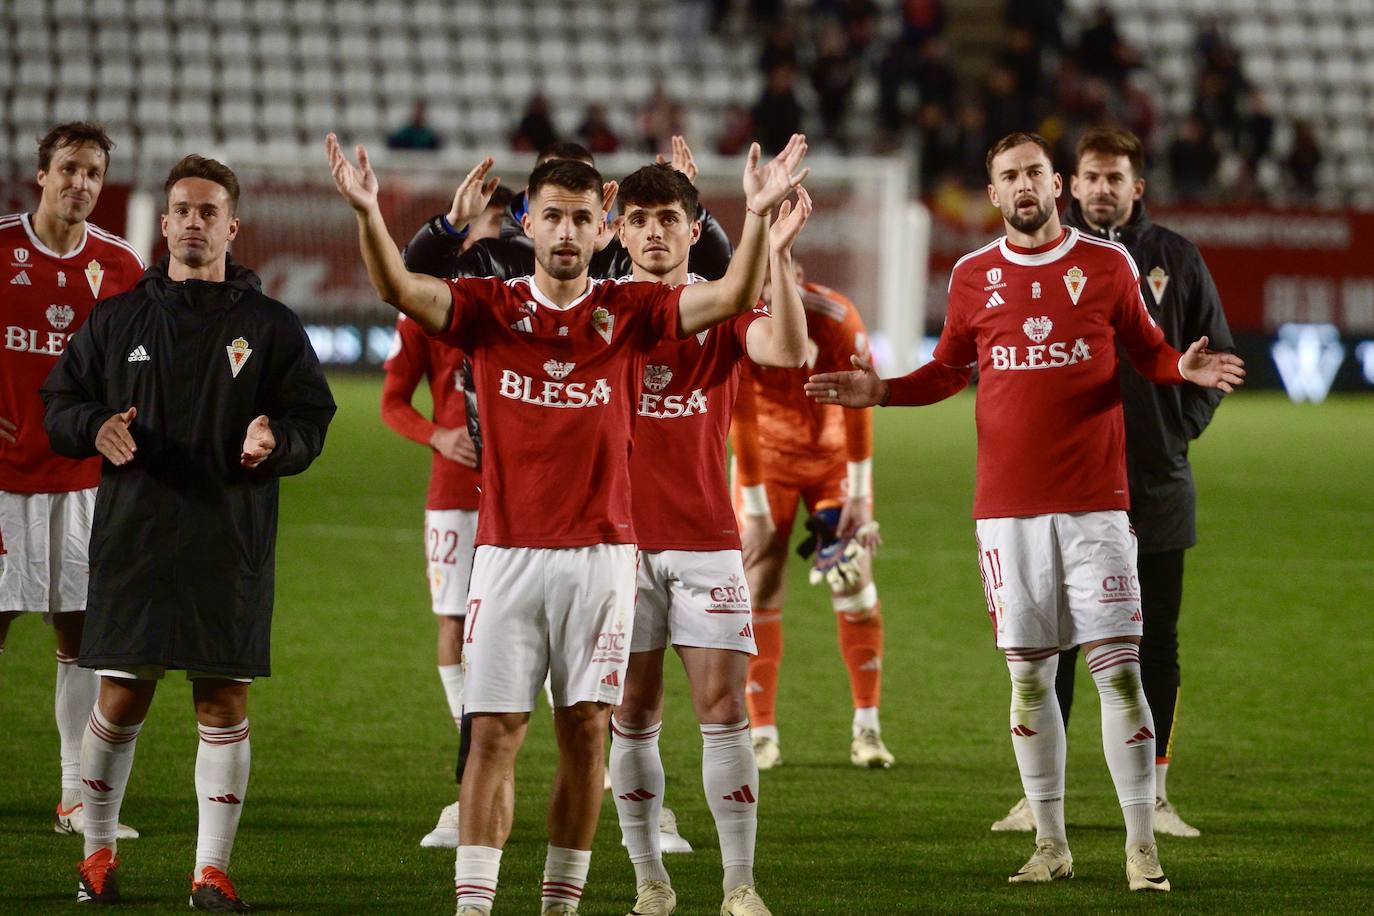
[592,306,614,344]
[58,270,67,287]
[543,359,574,380]
[226,336,253,378]
[1147,267,1169,303]
[1062,266,1086,305]
[45,303,75,330]
[643,364,673,392]
[1022,315,1053,343]
[1031,281,1042,299]
[85,259,105,298]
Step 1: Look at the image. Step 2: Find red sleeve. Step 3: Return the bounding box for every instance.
[380,318,438,447]
[729,367,764,488]
[1110,251,1186,384]
[731,302,770,352]
[931,268,978,367]
[884,360,973,406]
[436,277,482,351]
[826,299,875,461]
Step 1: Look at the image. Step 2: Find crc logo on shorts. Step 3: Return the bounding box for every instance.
[706,576,751,613]
[643,364,673,392]
[45,303,75,330]
[593,626,627,665]
[1099,574,1141,604]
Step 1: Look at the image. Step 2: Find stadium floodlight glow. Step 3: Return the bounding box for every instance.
[1270,322,1344,404]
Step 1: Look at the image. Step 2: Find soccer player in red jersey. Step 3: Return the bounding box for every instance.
[609,162,810,916]
[381,189,511,849]
[327,131,808,916]
[806,132,1244,893]
[729,266,892,772]
[0,122,143,841]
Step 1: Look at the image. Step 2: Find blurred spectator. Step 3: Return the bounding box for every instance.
[982,63,1029,141]
[899,0,946,49]
[1286,120,1323,199]
[1006,0,1063,52]
[877,35,957,138]
[511,94,558,153]
[638,82,687,155]
[1001,26,1043,111]
[916,102,959,191]
[753,64,804,154]
[577,104,622,154]
[836,0,880,55]
[387,100,441,151]
[716,103,755,156]
[1078,4,1132,85]
[1236,89,1275,168]
[1169,116,1221,201]
[759,18,800,73]
[954,104,990,187]
[811,20,857,150]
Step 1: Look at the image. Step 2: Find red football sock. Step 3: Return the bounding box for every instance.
[746,609,783,727]
[837,603,883,710]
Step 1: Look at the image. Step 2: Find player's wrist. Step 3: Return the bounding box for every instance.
[741,484,771,517]
[846,458,873,500]
[439,213,471,239]
[878,380,892,407]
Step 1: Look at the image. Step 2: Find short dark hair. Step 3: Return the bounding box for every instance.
[537,141,595,166]
[1075,126,1145,179]
[163,155,241,214]
[488,185,515,212]
[617,163,699,217]
[985,131,1054,178]
[38,122,114,172]
[526,159,604,206]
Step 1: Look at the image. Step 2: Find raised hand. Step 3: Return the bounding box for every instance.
[805,354,887,408]
[743,134,810,216]
[445,157,500,229]
[326,133,379,213]
[1179,336,1246,393]
[657,135,699,184]
[95,406,137,466]
[768,186,813,256]
[240,415,276,468]
[594,180,621,251]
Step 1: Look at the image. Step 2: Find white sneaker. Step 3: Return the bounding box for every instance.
[991,797,1036,832]
[849,728,894,769]
[752,735,782,770]
[626,878,676,915]
[1008,840,1073,883]
[421,801,460,848]
[658,807,693,854]
[1126,842,1170,892]
[54,802,139,839]
[720,883,772,915]
[1154,798,1200,837]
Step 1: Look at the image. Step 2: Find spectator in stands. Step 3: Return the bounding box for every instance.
[876,35,957,141]
[759,18,799,74]
[1078,4,1131,85]
[899,0,946,49]
[510,94,558,153]
[982,62,1029,142]
[916,101,959,191]
[638,81,686,156]
[753,64,805,154]
[1006,0,1063,53]
[1001,26,1044,114]
[388,101,442,151]
[811,19,857,151]
[1168,116,1220,201]
[954,104,990,187]
[577,104,622,154]
[716,104,755,156]
[1286,120,1323,200]
[834,0,880,56]
[1236,89,1275,170]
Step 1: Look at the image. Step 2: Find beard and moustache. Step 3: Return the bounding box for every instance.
[1003,193,1056,234]
[536,241,591,280]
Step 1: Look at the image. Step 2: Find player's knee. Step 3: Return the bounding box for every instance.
[693,680,747,725]
[833,582,879,621]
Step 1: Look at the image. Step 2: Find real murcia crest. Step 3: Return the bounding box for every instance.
[592,306,614,344]
[1147,266,1169,303]
[643,364,673,392]
[543,359,574,380]
[695,330,708,345]
[85,259,105,298]
[1022,315,1053,343]
[1062,266,1086,305]
[45,303,75,330]
[226,336,252,378]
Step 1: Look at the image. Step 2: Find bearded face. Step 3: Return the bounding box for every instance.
[987,143,1063,239]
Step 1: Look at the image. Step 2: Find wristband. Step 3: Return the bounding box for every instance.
[438,214,470,239]
[747,206,769,219]
[741,484,771,516]
[846,458,873,500]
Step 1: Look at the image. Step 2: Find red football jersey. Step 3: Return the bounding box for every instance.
[439,275,683,548]
[1,213,144,492]
[629,275,768,551]
[381,314,481,511]
[937,227,1183,519]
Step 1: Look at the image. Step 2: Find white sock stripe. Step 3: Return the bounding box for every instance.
[610,717,661,740]
[1086,645,1140,672]
[87,711,140,744]
[541,881,584,899]
[198,722,251,744]
[701,721,751,738]
[56,651,79,664]
[1006,647,1060,662]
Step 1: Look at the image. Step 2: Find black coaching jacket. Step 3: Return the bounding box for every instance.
[1064,199,1234,554]
[41,257,336,676]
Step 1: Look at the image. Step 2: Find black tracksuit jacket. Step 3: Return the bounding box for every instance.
[41,257,336,676]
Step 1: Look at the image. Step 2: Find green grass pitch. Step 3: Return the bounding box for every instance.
[3,379,1371,913]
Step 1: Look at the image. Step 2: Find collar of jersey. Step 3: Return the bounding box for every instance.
[21,212,89,260]
[525,274,595,311]
[998,227,1078,267]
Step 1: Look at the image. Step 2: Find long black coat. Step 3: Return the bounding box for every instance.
[41,258,335,676]
[1064,199,1234,553]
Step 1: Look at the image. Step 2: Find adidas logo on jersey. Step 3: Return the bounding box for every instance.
[10,270,30,285]
[127,345,151,362]
[984,290,1005,309]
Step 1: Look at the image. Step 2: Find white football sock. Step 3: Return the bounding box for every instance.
[1086,642,1156,848]
[438,663,465,730]
[195,720,251,873]
[80,707,141,857]
[1006,648,1067,845]
[610,717,668,883]
[701,721,757,892]
[1155,761,1170,801]
[56,652,97,796]
[541,845,591,910]
[750,723,778,743]
[455,844,502,909]
[852,706,880,736]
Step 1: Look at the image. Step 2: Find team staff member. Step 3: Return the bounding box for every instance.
[0,122,143,841]
[991,127,1232,838]
[43,155,336,910]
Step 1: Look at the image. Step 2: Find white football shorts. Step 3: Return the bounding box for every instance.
[974,510,1142,650]
[633,549,757,655]
[0,488,95,615]
[462,543,637,713]
[425,509,478,616]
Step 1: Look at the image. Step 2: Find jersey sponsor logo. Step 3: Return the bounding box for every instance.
[13,247,29,264]
[10,270,30,285]
[498,368,611,409]
[128,344,150,362]
[1063,265,1086,305]
[985,290,1005,310]
[592,306,614,343]
[1022,315,1052,343]
[642,364,672,392]
[988,338,1093,371]
[1147,266,1169,302]
[226,336,253,377]
[85,259,105,298]
[543,359,574,379]
[45,303,75,330]
[5,325,73,356]
[1031,281,1042,299]
[985,267,1003,288]
[637,387,708,419]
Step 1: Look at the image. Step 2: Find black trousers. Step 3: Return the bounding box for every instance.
[1054,548,1186,761]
